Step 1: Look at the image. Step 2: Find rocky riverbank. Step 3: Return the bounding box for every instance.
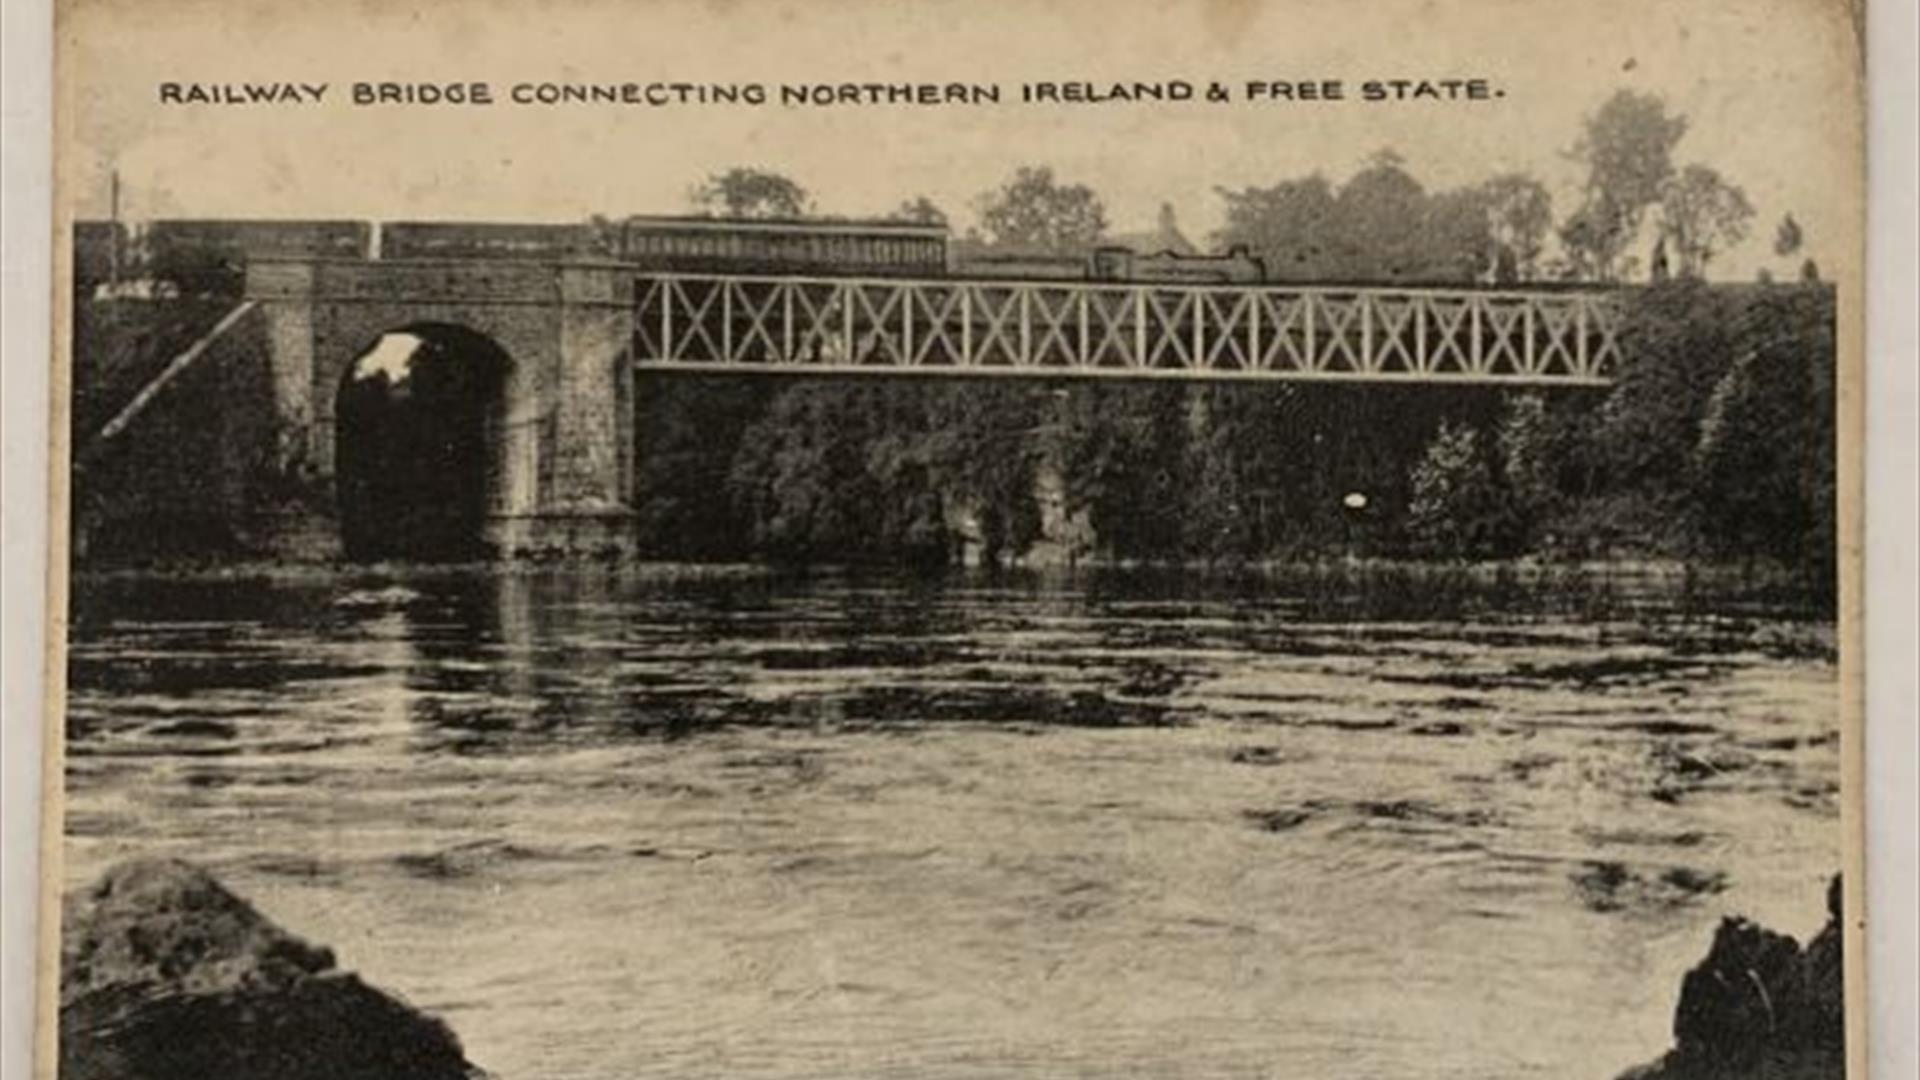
[60,859,482,1080]
[1620,875,1845,1080]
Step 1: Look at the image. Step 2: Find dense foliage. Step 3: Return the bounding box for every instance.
[1212,152,1551,285]
[629,280,1834,596]
[971,166,1108,251]
[71,302,288,562]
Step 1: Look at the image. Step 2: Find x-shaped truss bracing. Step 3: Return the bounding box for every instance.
[633,274,1621,386]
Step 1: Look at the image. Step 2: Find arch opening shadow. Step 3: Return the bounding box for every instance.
[336,324,514,562]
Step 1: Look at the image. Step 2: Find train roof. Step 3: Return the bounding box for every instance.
[585,215,949,238]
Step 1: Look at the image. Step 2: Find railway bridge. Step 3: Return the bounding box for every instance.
[87,218,1625,560]
[242,254,1621,558]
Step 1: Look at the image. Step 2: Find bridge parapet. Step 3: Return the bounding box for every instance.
[634,274,1622,385]
[247,256,636,307]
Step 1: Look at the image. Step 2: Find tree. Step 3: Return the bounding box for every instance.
[727,383,953,563]
[1774,213,1804,257]
[1407,422,1515,558]
[690,167,812,219]
[1338,153,1501,284]
[1659,164,1754,278]
[1564,91,1689,281]
[1496,392,1593,548]
[972,166,1107,252]
[1499,394,1557,517]
[1212,176,1339,282]
[924,384,1046,564]
[634,379,774,559]
[1575,91,1688,211]
[1046,384,1190,560]
[1556,200,1635,282]
[1218,158,1496,285]
[891,196,948,227]
[1597,281,1740,491]
[1419,186,1497,284]
[1693,351,1802,560]
[1328,152,1430,279]
[1650,235,1672,282]
[1691,287,1835,586]
[1480,173,1554,281]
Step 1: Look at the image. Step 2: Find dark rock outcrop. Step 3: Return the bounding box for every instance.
[61,858,480,1080]
[1620,875,1846,1080]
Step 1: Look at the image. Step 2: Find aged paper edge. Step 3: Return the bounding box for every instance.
[35,0,78,1075]
[28,2,1876,1077]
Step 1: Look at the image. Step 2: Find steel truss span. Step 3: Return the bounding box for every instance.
[633,273,1623,385]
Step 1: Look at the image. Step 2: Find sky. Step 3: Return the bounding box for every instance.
[63,0,1862,283]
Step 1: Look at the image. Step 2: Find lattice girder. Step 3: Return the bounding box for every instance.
[632,272,1620,386]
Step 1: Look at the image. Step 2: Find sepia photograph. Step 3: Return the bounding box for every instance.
[42,1,1864,1077]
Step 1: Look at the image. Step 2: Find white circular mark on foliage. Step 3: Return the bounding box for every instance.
[1343,492,1369,510]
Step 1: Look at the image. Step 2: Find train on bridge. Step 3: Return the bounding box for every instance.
[78,214,1268,292]
[77,214,1624,385]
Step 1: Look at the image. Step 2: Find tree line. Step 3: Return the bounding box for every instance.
[667,90,1811,287]
[622,88,1833,596]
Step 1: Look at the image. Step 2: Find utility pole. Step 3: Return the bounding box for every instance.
[108,168,121,294]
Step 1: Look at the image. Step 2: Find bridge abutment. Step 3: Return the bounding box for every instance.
[553,265,635,511]
[484,263,639,559]
[248,260,325,476]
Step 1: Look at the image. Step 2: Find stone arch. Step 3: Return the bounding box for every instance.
[333,322,531,561]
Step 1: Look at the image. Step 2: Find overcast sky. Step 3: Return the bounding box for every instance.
[65,0,1861,282]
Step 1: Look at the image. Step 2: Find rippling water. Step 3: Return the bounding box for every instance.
[62,567,1840,1080]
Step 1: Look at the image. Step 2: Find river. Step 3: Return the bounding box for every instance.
[61,566,1841,1080]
